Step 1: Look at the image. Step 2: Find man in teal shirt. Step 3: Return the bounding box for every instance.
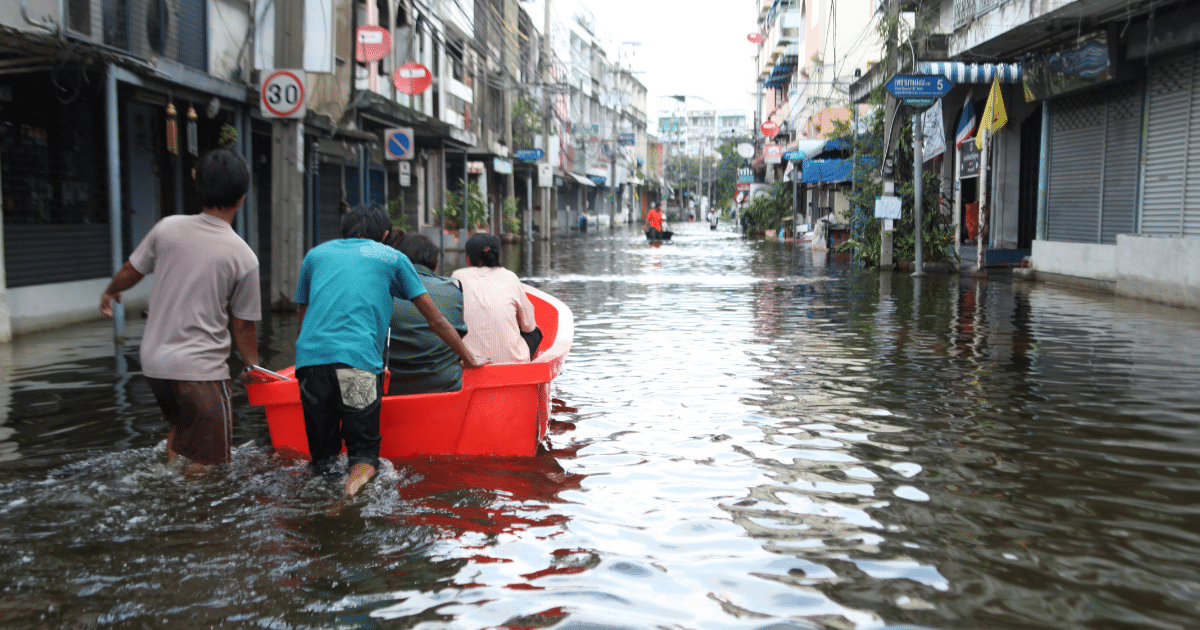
[385,233,469,395]
[294,204,487,497]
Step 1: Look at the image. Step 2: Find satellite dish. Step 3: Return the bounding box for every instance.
[736,143,754,159]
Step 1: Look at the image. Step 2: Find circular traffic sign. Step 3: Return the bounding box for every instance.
[761,120,779,138]
[261,69,305,118]
[386,130,412,160]
[747,33,762,44]
[356,25,392,63]
[394,62,432,95]
[736,143,754,158]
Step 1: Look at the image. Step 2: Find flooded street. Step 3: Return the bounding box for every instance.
[3,222,1200,629]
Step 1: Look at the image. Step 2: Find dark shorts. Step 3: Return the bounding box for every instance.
[145,377,233,466]
[296,364,383,473]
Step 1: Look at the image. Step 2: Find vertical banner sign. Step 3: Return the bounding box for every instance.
[398,161,411,187]
[538,163,552,187]
[260,69,306,119]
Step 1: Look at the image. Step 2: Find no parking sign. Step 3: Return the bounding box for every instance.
[384,127,414,160]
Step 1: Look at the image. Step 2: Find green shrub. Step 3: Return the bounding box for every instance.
[439,179,488,230]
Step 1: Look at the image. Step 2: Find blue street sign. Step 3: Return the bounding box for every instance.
[619,132,636,146]
[737,173,754,183]
[384,127,414,160]
[783,150,806,161]
[589,175,607,185]
[885,75,953,100]
[514,148,544,161]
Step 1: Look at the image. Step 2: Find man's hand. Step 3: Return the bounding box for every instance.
[100,292,122,317]
[461,355,490,370]
[100,261,145,317]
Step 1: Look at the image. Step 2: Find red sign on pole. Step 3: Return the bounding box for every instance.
[356,25,392,63]
[761,120,779,138]
[747,33,762,44]
[393,62,432,95]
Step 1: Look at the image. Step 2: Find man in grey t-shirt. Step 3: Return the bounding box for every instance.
[100,148,261,466]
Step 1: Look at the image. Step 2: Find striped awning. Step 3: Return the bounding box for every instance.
[919,62,1022,84]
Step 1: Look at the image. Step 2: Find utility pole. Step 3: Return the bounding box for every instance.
[912,108,925,276]
[270,0,305,307]
[880,0,900,269]
[541,0,552,240]
[609,60,620,229]
[503,0,518,239]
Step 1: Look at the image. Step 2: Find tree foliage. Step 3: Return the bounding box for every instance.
[663,140,750,214]
[439,179,488,230]
[512,97,540,149]
[831,89,956,267]
[741,181,793,235]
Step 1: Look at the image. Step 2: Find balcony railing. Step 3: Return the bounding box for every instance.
[954,0,1008,30]
[63,0,208,70]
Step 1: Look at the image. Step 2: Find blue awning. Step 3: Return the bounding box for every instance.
[801,156,876,183]
[801,158,853,184]
[763,44,799,88]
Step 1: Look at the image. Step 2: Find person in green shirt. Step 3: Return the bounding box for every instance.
[385,232,469,395]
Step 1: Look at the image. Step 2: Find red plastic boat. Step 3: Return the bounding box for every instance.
[246,285,573,458]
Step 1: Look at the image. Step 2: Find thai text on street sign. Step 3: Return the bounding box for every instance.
[885,75,953,100]
[514,148,544,161]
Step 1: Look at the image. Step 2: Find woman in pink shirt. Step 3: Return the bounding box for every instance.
[451,233,539,364]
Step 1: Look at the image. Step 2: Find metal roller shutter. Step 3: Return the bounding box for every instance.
[1047,94,1103,242]
[317,162,342,244]
[1142,50,1199,238]
[1100,82,1142,244]
[1047,81,1145,244]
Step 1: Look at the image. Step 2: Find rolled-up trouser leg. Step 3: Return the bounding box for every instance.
[297,364,344,474]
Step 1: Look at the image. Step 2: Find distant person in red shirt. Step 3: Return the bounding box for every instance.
[645,203,663,238]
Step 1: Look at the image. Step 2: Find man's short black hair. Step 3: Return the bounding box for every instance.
[342,203,390,240]
[194,148,250,209]
[397,233,440,271]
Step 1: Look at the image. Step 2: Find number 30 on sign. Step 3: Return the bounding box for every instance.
[261,69,306,119]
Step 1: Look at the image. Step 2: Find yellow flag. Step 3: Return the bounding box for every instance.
[975,74,1008,149]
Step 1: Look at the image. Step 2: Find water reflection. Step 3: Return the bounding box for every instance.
[2,224,1200,629]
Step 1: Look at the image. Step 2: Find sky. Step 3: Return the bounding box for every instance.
[563,0,760,124]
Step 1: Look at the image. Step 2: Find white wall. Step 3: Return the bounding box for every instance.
[8,278,152,336]
[1116,235,1200,309]
[1033,236,1200,309]
[1031,240,1117,281]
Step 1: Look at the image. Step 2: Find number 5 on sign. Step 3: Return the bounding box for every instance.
[261,69,306,119]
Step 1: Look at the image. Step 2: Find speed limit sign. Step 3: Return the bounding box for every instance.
[261,69,306,119]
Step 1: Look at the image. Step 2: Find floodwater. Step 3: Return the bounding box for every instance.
[3,223,1200,630]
